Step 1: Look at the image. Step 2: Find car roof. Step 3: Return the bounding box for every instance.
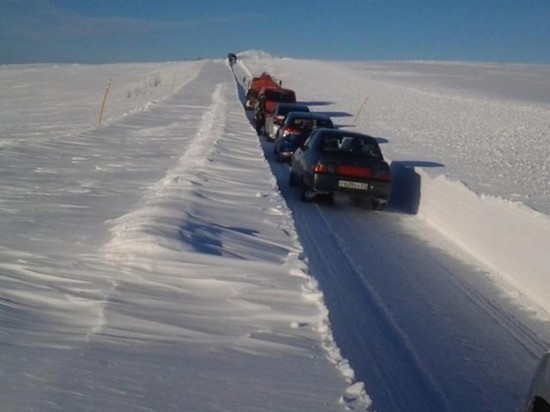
[286,112,331,120]
[259,86,280,92]
[276,103,308,109]
[313,128,375,140]
[261,87,294,93]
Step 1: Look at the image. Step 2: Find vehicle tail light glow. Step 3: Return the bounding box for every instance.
[374,170,392,182]
[283,128,300,137]
[314,163,334,174]
[336,165,373,178]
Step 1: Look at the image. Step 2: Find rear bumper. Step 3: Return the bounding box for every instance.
[278,150,293,160]
[313,174,391,201]
[277,141,299,159]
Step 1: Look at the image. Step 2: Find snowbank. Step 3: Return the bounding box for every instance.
[390,161,550,315]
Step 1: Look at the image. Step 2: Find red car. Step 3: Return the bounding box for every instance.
[244,72,280,110]
[253,87,296,134]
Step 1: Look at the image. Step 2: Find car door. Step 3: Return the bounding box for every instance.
[300,135,319,186]
[265,105,277,137]
[291,141,307,178]
[292,132,318,181]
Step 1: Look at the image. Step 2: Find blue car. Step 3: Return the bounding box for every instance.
[273,112,334,163]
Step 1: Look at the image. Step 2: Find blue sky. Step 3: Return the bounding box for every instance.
[1,0,549,64]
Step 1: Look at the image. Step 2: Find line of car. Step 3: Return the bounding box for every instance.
[247,72,392,211]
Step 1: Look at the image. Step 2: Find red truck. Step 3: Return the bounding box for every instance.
[244,72,281,110]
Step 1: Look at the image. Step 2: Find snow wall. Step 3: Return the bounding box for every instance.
[391,162,550,315]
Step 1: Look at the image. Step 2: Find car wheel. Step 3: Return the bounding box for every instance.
[319,192,334,205]
[289,170,298,187]
[300,179,314,203]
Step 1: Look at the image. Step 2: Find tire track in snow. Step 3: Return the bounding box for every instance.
[262,123,547,411]
[295,204,450,411]
[304,201,546,411]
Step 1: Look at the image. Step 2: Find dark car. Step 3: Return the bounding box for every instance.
[289,129,391,210]
[265,103,310,140]
[524,352,550,412]
[274,112,334,163]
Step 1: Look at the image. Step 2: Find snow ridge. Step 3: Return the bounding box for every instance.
[103,83,226,258]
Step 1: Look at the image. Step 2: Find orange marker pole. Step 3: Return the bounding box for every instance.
[171,71,176,92]
[354,95,369,123]
[98,78,112,126]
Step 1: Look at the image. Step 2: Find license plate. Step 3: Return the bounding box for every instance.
[338,180,370,190]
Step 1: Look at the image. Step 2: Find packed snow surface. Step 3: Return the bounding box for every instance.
[1,53,550,411]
